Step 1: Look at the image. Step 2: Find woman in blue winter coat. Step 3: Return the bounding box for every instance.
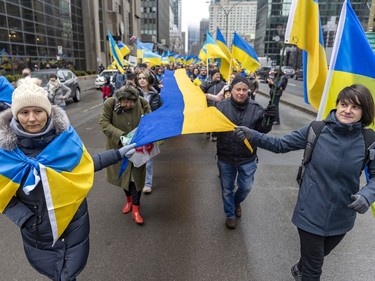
[235,84,375,281]
[0,77,136,281]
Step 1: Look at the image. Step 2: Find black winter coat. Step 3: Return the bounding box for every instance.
[216,97,272,164]
[0,106,124,280]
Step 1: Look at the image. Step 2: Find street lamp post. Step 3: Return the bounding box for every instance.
[209,0,243,44]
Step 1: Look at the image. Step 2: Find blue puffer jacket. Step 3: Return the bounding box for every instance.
[249,110,375,236]
[0,106,124,280]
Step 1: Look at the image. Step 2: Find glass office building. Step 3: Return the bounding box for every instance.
[254,0,371,67]
[0,0,85,75]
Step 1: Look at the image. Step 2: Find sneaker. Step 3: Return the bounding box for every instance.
[225,218,236,229]
[206,133,211,139]
[273,121,280,125]
[211,136,217,142]
[235,205,242,218]
[291,262,302,281]
[142,186,152,194]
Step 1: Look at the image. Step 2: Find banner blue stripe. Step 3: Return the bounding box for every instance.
[335,2,375,78]
[130,70,184,146]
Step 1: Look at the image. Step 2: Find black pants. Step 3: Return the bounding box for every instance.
[270,94,281,123]
[297,228,345,281]
[124,181,141,205]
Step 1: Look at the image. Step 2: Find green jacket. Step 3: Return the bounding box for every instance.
[99,97,151,191]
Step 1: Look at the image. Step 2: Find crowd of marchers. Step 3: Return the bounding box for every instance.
[0,60,374,281]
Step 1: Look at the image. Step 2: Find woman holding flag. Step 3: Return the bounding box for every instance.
[0,77,136,280]
[235,84,375,280]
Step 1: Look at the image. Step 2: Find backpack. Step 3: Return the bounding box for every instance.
[296,120,375,186]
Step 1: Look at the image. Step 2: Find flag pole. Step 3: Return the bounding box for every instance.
[206,50,209,81]
[268,42,287,125]
[227,58,233,83]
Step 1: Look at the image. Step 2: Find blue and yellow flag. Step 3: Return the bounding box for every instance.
[108,31,125,74]
[285,0,328,110]
[204,31,228,61]
[231,33,260,72]
[0,76,13,104]
[117,41,131,57]
[215,28,232,81]
[143,51,162,67]
[129,69,235,146]
[0,126,94,245]
[136,39,154,51]
[317,0,375,124]
[198,47,207,62]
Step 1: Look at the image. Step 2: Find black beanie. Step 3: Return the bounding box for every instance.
[231,75,250,88]
[210,69,220,77]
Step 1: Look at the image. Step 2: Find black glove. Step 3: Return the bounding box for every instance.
[264,103,277,122]
[119,143,137,158]
[234,126,253,141]
[348,194,370,214]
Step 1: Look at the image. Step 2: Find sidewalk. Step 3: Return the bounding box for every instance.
[257,88,317,117]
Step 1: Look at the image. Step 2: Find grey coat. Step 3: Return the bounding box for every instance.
[249,111,375,236]
[0,106,124,280]
[46,82,71,107]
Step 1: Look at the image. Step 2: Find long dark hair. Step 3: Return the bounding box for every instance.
[336,84,375,126]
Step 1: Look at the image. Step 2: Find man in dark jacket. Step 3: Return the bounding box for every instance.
[216,75,276,229]
[200,69,226,141]
[267,68,288,125]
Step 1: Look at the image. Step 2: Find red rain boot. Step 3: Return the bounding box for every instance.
[122,196,132,214]
[132,205,144,224]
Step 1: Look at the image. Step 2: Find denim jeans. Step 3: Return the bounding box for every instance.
[217,160,257,219]
[145,159,153,187]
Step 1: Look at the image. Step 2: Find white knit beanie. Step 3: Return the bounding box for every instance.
[11,77,52,118]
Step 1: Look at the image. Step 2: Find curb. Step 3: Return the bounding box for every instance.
[257,90,317,117]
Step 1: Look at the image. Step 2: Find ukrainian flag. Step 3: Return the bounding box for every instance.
[0,126,94,245]
[285,0,328,110]
[231,33,260,72]
[198,47,207,63]
[215,28,232,81]
[0,76,13,104]
[129,69,236,146]
[168,51,175,63]
[143,51,162,67]
[204,31,228,62]
[136,39,154,51]
[317,0,375,124]
[108,31,125,74]
[117,41,131,57]
[185,55,195,65]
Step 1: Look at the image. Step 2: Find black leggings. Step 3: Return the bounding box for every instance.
[124,181,141,206]
[297,228,345,281]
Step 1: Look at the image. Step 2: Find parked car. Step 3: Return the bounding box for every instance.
[255,66,271,82]
[295,68,303,80]
[268,66,296,79]
[31,69,81,102]
[95,70,117,89]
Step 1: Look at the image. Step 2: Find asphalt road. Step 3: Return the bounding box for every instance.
[1,77,375,281]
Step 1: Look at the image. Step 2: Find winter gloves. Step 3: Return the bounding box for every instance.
[264,103,277,122]
[348,194,370,214]
[234,126,253,141]
[119,143,136,158]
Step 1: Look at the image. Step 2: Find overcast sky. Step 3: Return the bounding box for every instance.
[181,0,210,32]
